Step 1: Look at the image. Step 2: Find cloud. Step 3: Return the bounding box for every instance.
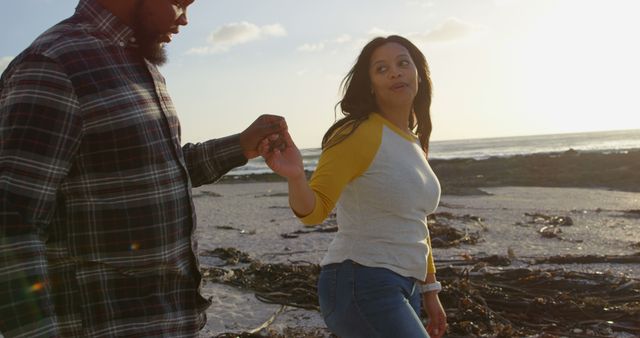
[354,18,481,52]
[493,0,526,6]
[208,22,285,45]
[406,0,436,8]
[187,22,286,55]
[0,56,14,74]
[296,34,353,53]
[411,17,482,43]
[368,27,396,37]
[298,43,325,52]
[334,34,352,44]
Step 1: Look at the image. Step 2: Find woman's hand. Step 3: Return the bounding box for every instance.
[259,130,304,180]
[239,114,286,159]
[259,130,316,216]
[422,292,447,338]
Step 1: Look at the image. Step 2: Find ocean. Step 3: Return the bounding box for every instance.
[228,128,640,176]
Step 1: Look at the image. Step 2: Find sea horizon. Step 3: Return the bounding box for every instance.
[229,128,640,176]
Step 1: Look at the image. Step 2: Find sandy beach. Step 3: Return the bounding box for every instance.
[195,151,640,337]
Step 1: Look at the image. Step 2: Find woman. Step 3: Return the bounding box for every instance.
[260,35,446,338]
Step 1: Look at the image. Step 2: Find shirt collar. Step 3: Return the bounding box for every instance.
[75,0,138,48]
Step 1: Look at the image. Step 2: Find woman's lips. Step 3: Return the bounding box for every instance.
[390,82,408,90]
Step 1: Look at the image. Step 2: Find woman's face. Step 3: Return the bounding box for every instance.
[368,42,419,111]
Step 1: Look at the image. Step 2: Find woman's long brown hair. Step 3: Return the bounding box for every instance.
[322,35,433,156]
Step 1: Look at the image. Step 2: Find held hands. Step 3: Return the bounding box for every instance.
[258,130,305,180]
[422,292,447,338]
[260,129,315,217]
[239,114,287,159]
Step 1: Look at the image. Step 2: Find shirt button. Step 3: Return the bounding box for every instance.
[119,41,125,47]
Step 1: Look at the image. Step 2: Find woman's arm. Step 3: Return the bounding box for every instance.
[286,172,316,217]
[260,123,378,225]
[421,236,447,337]
[259,132,315,217]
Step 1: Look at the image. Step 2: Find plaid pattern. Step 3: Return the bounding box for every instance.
[0,1,247,336]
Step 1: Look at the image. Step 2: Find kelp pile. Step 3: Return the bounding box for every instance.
[201,248,320,311]
[202,248,640,337]
[205,260,320,311]
[280,212,337,239]
[278,212,484,247]
[523,212,574,226]
[427,212,483,248]
[214,327,334,338]
[619,209,640,219]
[202,249,327,338]
[438,267,640,337]
[515,212,577,240]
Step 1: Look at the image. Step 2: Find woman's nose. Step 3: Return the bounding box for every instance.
[389,67,402,78]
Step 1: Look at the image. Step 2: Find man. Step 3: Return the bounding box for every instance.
[0,0,285,336]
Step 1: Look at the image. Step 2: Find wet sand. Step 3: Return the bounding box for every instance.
[195,150,640,337]
[194,180,639,337]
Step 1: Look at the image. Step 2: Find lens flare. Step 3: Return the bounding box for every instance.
[130,242,141,251]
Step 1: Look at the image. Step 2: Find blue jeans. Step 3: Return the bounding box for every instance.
[317,260,429,338]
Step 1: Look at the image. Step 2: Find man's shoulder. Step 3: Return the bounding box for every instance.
[29,17,101,60]
[2,17,107,82]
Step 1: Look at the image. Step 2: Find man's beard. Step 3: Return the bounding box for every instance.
[134,30,168,66]
[132,2,168,66]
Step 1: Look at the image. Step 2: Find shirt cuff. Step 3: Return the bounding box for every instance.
[203,134,248,170]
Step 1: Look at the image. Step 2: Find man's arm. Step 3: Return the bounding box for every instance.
[0,54,82,337]
[182,135,248,187]
[183,115,285,187]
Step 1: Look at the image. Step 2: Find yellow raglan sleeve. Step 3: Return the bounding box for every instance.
[299,118,382,225]
[427,235,436,274]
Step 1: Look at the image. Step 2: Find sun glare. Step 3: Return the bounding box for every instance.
[514,0,640,133]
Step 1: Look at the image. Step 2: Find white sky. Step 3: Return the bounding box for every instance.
[1,0,639,148]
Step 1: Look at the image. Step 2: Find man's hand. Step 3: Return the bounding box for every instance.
[239,114,287,159]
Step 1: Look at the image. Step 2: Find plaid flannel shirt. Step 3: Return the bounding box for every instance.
[0,1,247,336]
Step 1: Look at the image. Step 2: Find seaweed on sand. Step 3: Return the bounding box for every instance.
[524,212,574,226]
[439,267,640,337]
[427,212,483,248]
[202,251,320,311]
[203,248,640,337]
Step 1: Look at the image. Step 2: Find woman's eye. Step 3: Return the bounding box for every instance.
[399,60,410,67]
[376,66,387,73]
